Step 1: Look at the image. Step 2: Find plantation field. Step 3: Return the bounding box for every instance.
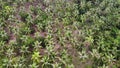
[0,0,120,68]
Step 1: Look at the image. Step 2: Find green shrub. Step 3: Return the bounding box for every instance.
[0,0,120,68]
